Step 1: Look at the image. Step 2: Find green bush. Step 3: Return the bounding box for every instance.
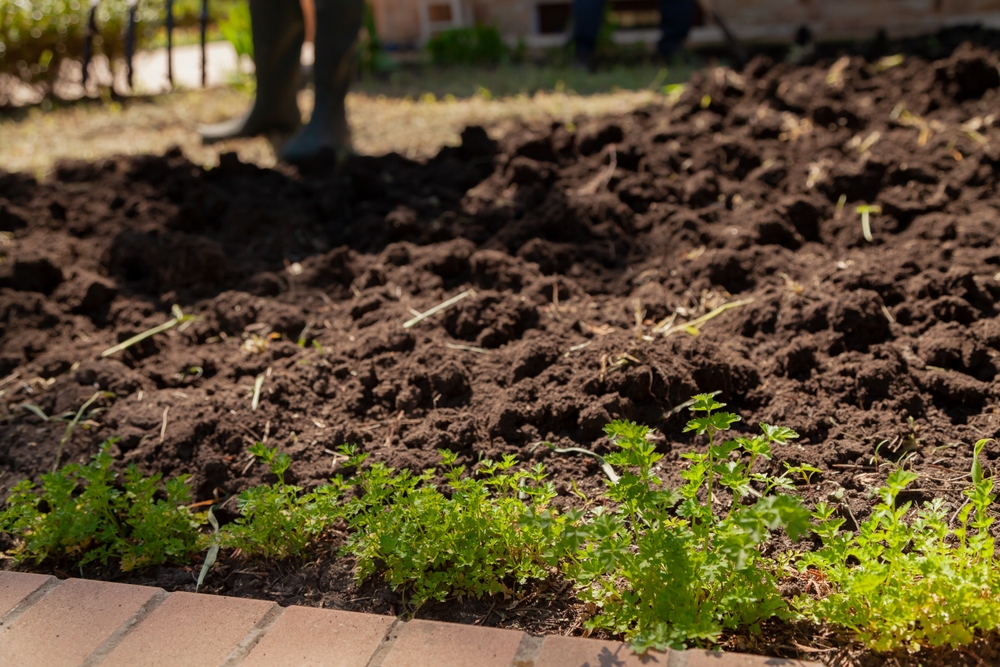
[426,23,508,67]
[4,0,127,86]
[218,0,251,60]
[1,0,245,88]
[358,0,395,75]
[0,440,205,571]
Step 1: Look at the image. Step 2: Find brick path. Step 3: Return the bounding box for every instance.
[0,571,819,667]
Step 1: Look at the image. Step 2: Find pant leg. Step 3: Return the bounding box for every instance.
[572,0,606,57]
[200,0,303,140]
[278,0,363,158]
[249,0,305,121]
[657,0,694,58]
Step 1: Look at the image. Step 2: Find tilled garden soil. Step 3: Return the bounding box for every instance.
[4,43,1000,664]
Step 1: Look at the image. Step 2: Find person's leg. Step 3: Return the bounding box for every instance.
[572,0,606,63]
[657,0,694,59]
[279,0,364,161]
[200,0,304,141]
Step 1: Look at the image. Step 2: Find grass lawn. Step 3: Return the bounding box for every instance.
[0,62,690,175]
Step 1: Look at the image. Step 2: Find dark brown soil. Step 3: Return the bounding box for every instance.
[4,43,1000,666]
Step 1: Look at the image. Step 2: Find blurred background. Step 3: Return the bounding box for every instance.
[3,0,1000,174]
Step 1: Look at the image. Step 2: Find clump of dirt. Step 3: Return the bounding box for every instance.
[4,44,1000,665]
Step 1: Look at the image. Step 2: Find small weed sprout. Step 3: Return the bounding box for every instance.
[856,204,881,242]
[242,332,279,355]
[53,390,115,472]
[784,462,822,494]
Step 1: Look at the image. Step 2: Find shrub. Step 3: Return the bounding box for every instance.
[0,440,205,571]
[218,0,251,61]
[2,0,142,87]
[1,0,244,90]
[426,23,508,67]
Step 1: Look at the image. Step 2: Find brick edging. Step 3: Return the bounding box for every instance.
[0,571,820,667]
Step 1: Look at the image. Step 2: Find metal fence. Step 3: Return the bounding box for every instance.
[81,0,211,90]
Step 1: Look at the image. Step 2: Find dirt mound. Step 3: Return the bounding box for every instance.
[3,44,1000,642]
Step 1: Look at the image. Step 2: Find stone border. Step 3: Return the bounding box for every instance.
[0,571,819,667]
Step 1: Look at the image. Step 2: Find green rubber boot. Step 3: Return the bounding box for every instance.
[200,0,304,142]
[279,0,363,161]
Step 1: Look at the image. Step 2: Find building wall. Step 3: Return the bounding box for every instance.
[372,0,1000,49]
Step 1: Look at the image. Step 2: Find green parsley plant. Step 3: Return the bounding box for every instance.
[0,440,204,571]
[797,438,1000,652]
[333,445,558,608]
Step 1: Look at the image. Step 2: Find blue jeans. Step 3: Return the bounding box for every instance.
[572,0,694,59]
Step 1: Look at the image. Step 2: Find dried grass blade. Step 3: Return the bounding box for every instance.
[196,506,220,592]
[251,374,265,411]
[53,390,114,472]
[101,305,194,357]
[445,343,490,354]
[546,444,620,484]
[18,403,50,422]
[660,298,754,337]
[403,289,476,329]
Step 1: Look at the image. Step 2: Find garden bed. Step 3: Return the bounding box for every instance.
[3,43,1000,665]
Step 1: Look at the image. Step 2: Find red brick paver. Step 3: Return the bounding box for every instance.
[241,606,395,667]
[0,571,53,617]
[0,572,822,667]
[99,591,274,667]
[0,578,158,667]
[382,619,525,667]
[533,635,671,666]
[685,650,812,666]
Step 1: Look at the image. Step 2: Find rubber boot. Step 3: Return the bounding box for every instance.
[279,0,364,161]
[200,0,304,142]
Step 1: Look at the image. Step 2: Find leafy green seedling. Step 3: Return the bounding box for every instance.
[856,204,881,243]
[784,462,822,495]
[248,442,291,482]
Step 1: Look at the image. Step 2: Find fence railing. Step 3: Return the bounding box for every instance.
[80,0,213,91]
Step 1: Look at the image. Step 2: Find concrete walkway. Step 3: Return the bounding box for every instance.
[0,571,817,667]
[132,41,247,94]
